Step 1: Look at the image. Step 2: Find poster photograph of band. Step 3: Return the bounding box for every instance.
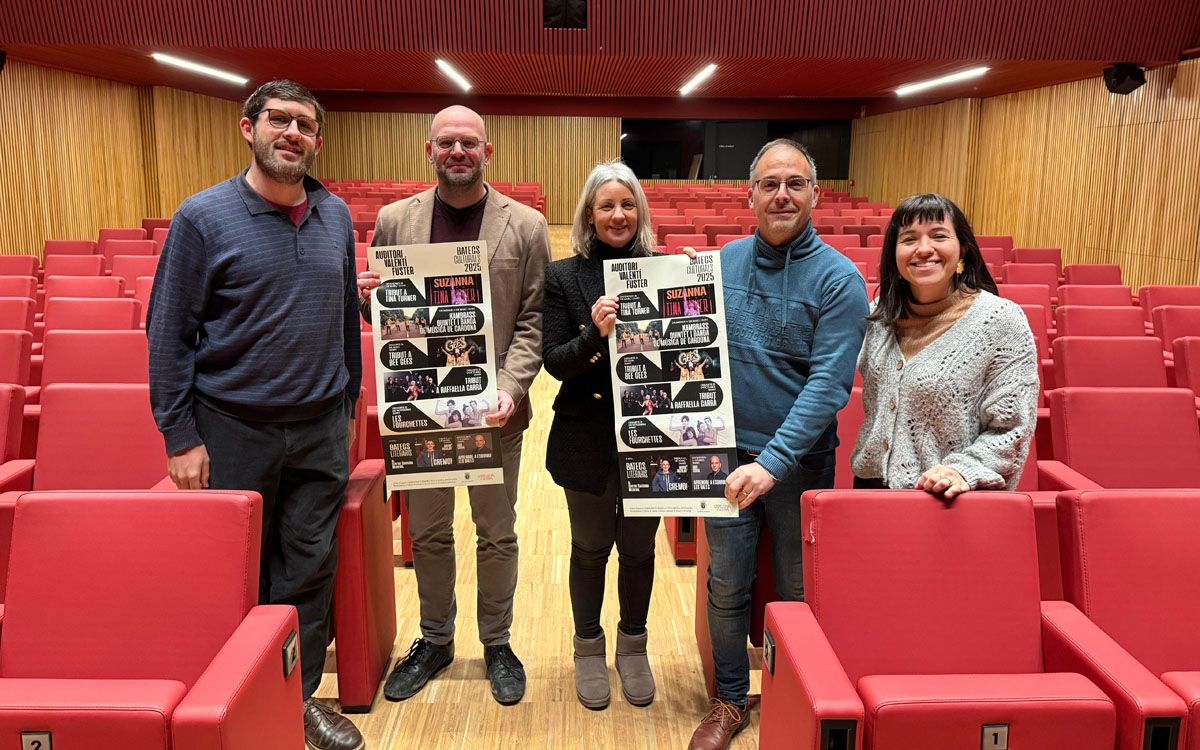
[605,252,738,517]
[368,241,504,492]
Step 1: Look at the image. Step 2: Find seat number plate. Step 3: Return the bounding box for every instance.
[22,733,52,750]
[982,724,1008,750]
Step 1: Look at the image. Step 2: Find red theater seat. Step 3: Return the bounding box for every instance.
[834,388,864,489]
[821,234,857,251]
[1057,284,1134,307]
[1052,336,1168,388]
[1140,285,1200,323]
[43,239,98,256]
[0,491,304,749]
[0,332,31,388]
[1063,264,1121,285]
[1057,490,1199,748]
[39,329,149,387]
[978,247,1006,267]
[43,274,125,300]
[102,239,157,273]
[998,284,1053,332]
[976,234,1014,259]
[1013,247,1063,273]
[1005,263,1060,301]
[1174,337,1200,406]
[0,256,38,276]
[0,298,35,333]
[1153,305,1200,353]
[0,384,23,465]
[1055,306,1147,338]
[42,254,104,277]
[1041,388,1200,490]
[843,248,878,281]
[759,490,1124,750]
[656,223,694,244]
[111,254,160,293]
[0,276,36,299]
[665,233,706,252]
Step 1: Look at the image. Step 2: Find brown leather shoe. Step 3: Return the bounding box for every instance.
[687,697,750,750]
[304,699,365,750]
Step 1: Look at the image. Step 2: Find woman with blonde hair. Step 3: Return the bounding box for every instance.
[543,159,662,711]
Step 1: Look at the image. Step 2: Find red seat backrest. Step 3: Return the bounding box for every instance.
[1052,336,1168,388]
[1152,305,1200,352]
[1049,387,1200,488]
[665,234,707,251]
[133,276,154,326]
[1057,285,1133,307]
[1,490,260,686]
[0,276,36,298]
[1139,285,1200,322]
[997,285,1052,329]
[656,223,695,244]
[43,297,140,331]
[1058,489,1200,674]
[102,239,157,272]
[31,383,166,491]
[97,228,147,271]
[978,247,1006,267]
[1055,305,1146,337]
[40,330,150,386]
[1174,337,1200,398]
[0,297,35,333]
[0,329,32,386]
[110,254,159,290]
[1018,304,1050,362]
[820,234,857,251]
[803,490,1043,683]
[0,256,38,276]
[1063,264,1121,285]
[1012,247,1063,272]
[1004,263,1059,292]
[43,239,98,256]
[44,274,125,299]
[42,254,104,277]
[975,235,1014,253]
[867,234,884,248]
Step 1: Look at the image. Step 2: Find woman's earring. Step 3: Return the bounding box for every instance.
[956,261,965,275]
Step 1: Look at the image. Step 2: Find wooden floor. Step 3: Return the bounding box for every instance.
[313,226,763,748]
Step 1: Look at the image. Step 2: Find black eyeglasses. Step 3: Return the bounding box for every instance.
[252,108,320,137]
[430,137,484,152]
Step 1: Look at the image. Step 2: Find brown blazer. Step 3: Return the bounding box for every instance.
[372,185,550,435]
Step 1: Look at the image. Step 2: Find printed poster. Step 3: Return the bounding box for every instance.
[368,241,504,492]
[604,253,738,517]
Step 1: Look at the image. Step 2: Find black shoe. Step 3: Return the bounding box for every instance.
[304,699,365,750]
[484,643,526,705]
[383,638,454,701]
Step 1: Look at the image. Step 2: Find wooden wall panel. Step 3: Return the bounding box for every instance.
[148,86,246,218]
[848,98,980,215]
[850,60,1200,288]
[317,112,621,224]
[0,61,150,256]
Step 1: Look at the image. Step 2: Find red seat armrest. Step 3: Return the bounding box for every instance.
[1037,460,1103,491]
[151,475,177,490]
[0,460,35,493]
[1041,601,1186,750]
[761,602,863,749]
[172,605,305,750]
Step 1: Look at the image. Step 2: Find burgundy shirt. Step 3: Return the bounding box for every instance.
[265,198,308,226]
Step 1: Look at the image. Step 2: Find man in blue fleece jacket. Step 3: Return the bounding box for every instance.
[147,80,363,750]
[689,139,868,750]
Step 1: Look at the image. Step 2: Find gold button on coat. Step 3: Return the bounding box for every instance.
[592,393,602,400]
[896,360,904,370]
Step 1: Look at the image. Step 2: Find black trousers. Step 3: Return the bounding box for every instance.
[563,469,660,639]
[194,399,349,699]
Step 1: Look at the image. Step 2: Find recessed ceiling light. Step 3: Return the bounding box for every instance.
[151,52,248,86]
[895,66,989,97]
[435,59,472,92]
[680,63,718,96]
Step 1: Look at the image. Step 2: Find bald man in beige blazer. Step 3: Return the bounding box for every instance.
[360,106,549,706]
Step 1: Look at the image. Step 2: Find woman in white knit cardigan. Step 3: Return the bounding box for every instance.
[851,193,1040,498]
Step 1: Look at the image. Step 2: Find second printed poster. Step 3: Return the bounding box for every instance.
[369,241,504,493]
[604,253,738,517]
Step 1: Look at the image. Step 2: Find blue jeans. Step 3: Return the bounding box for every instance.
[705,449,836,704]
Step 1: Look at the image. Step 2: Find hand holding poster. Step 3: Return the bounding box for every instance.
[604,252,739,517]
[369,241,504,492]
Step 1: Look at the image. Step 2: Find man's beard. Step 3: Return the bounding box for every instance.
[252,132,313,185]
[435,158,482,188]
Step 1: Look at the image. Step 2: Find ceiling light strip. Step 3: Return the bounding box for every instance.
[895,66,990,97]
[151,52,248,85]
[680,63,718,96]
[435,59,473,92]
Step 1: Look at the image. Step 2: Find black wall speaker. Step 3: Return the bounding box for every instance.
[1103,63,1146,95]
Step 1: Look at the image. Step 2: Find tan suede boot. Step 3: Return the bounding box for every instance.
[615,628,655,706]
[573,632,610,710]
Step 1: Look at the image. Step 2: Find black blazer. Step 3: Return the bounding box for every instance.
[543,253,621,493]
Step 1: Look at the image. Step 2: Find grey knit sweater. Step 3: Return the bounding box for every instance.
[851,291,1040,490]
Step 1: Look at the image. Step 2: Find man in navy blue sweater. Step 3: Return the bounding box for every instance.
[147,80,364,750]
[689,140,868,750]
